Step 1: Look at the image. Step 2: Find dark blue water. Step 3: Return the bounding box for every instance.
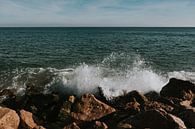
[0,27,194,96]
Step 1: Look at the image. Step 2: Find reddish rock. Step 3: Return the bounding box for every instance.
[124,109,186,129]
[160,78,195,100]
[0,107,20,129]
[64,122,80,129]
[20,109,45,129]
[71,93,115,121]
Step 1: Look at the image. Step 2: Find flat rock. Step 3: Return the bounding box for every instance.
[0,107,20,129]
[71,93,115,121]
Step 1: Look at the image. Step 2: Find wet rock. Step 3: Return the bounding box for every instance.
[20,109,44,129]
[160,78,195,100]
[144,91,160,101]
[113,90,148,109]
[130,109,186,129]
[71,93,115,121]
[58,96,75,124]
[0,107,20,129]
[24,93,62,121]
[178,107,195,127]
[64,122,80,129]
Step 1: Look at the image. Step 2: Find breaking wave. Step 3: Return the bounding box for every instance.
[0,53,194,99]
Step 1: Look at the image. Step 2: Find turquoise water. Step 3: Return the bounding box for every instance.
[0,27,194,97]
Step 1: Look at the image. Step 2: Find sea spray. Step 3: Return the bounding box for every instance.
[0,53,167,98]
[0,53,194,99]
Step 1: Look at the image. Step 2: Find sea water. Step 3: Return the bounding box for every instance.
[0,27,194,98]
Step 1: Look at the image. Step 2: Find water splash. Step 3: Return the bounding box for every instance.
[1,53,194,99]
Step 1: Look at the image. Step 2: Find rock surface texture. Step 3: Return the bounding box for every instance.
[0,78,194,129]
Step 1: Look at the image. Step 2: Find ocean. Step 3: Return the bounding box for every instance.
[0,27,194,98]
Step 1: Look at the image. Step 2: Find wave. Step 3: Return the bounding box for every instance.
[0,53,194,99]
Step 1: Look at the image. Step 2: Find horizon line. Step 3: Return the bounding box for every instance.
[1,26,195,28]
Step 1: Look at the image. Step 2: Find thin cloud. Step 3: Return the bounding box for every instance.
[0,0,195,27]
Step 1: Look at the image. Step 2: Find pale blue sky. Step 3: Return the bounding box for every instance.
[0,0,195,27]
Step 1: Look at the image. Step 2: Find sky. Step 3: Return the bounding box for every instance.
[0,0,195,27]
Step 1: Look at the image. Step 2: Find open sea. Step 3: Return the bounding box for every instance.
[0,27,194,98]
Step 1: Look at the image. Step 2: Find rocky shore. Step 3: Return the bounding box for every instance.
[0,78,194,129]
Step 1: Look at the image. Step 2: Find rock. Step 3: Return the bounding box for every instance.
[64,122,80,129]
[71,93,115,121]
[100,111,130,128]
[24,93,62,121]
[160,78,195,100]
[0,107,20,129]
[179,100,192,107]
[179,107,195,127]
[113,90,148,109]
[58,96,75,124]
[144,91,160,101]
[143,101,174,113]
[20,109,38,129]
[125,101,140,114]
[121,109,186,129]
[117,122,133,129]
[92,121,108,129]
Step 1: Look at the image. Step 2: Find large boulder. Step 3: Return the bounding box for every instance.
[121,109,186,129]
[0,107,20,129]
[160,78,195,100]
[71,93,115,121]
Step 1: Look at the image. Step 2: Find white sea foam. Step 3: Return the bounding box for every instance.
[3,53,195,99]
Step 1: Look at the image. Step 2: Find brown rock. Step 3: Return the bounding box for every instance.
[117,122,133,129]
[160,78,195,101]
[0,107,20,129]
[93,121,108,129]
[125,101,140,114]
[64,122,80,129]
[122,109,186,129]
[143,101,174,113]
[71,93,115,121]
[20,109,38,129]
[113,90,148,109]
[20,109,45,129]
[100,111,130,128]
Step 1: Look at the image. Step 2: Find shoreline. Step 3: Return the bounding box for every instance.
[0,77,194,129]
